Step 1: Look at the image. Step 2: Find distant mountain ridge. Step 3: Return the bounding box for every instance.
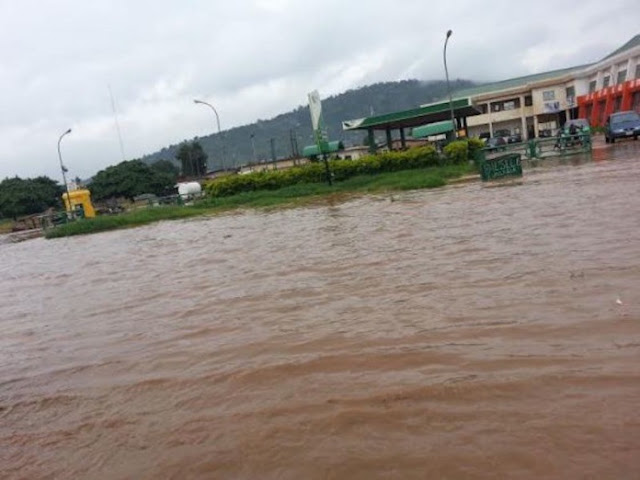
[140,79,476,171]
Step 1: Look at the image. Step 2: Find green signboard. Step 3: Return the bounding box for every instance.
[480,153,523,181]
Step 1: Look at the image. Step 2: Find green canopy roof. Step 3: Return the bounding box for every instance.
[302,140,344,157]
[412,120,454,138]
[342,98,479,131]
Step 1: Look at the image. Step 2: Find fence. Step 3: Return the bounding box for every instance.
[476,131,592,164]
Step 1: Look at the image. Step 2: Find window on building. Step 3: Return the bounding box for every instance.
[524,95,533,106]
[603,76,610,88]
[617,70,627,84]
[565,86,575,98]
[566,86,575,104]
[636,64,640,79]
[614,96,622,112]
[492,103,501,112]
[503,101,516,111]
[589,81,597,93]
[542,90,555,101]
[633,92,640,113]
[480,104,488,114]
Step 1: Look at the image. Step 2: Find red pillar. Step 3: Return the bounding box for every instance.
[577,95,587,119]
[621,81,632,111]
[591,98,600,127]
[604,88,615,117]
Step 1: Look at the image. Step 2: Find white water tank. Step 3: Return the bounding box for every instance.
[177,182,202,198]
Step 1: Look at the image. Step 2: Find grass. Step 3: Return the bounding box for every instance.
[44,206,212,238]
[0,218,14,234]
[45,163,477,239]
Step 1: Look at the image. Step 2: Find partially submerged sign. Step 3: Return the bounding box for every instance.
[308,90,329,154]
[308,90,333,185]
[480,153,523,181]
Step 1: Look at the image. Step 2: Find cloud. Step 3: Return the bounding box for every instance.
[0,0,637,180]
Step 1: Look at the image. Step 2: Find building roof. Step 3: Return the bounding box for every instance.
[601,34,640,61]
[342,98,480,131]
[443,65,588,101]
[442,34,640,102]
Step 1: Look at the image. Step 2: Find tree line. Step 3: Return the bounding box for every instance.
[0,176,63,220]
[0,141,206,219]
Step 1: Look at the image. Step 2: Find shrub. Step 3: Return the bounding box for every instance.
[467,137,484,157]
[204,145,439,197]
[443,140,469,164]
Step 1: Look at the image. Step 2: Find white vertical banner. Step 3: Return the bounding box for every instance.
[308,90,328,153]
[308,90,323,132]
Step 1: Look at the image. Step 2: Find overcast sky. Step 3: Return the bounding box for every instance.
[1,0,637,181]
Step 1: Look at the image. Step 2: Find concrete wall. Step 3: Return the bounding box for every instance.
[532,86,569,115]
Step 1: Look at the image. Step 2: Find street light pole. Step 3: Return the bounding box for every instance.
[193,99,225,171]
[57,128,73,217]
[444,29,457,140]
[250,133,257,164]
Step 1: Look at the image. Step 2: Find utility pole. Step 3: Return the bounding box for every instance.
[194,99,225,171]
[444,29,457,140]
[250,133,257,164]
[270,138,277,170]
[57,128,74,218]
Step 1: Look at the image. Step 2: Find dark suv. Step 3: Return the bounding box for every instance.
[604,111,640,143]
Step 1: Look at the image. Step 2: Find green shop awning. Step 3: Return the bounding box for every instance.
[412,120,454,138]
[302,140,345,157]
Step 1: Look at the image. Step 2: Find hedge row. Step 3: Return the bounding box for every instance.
[204,142,476,198]
[443,137,485,164]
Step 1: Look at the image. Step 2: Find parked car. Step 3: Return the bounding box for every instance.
[604,111,640,143]
[507,133,522,144]
[485,137,507,151]
[493,129,511,142]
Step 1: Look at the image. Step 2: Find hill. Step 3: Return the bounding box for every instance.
[141,79,476,171]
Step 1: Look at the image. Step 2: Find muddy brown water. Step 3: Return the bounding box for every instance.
[1,144,640,479]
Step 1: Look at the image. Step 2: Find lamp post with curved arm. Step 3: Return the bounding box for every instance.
[444,29,457,139]
[194,99,225,171]
[57,128,73,217]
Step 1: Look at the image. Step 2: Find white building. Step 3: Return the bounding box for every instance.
[435,34,640,139]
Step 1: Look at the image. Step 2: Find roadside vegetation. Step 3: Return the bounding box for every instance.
[0,176,63,220]
[0,218,14,234]
[43,140,480,239]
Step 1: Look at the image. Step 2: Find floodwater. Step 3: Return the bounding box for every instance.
[1,143,639,479]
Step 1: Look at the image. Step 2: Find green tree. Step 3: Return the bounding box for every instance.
[176,141,208,177]
[151,159,180,178]
[88,160,176,201]
[0,176,63,219]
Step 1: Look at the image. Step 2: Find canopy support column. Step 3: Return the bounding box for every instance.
[368,129,377,154]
